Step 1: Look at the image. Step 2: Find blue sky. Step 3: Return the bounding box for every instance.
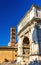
[0,0,41,46]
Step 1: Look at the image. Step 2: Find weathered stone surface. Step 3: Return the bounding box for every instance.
[17,5,41,65]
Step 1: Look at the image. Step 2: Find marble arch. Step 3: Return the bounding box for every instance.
[17,5,41,65]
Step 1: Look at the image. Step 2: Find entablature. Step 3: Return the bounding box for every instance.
[18,5,41,34]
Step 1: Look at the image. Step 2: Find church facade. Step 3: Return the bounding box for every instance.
[17,5,41,65]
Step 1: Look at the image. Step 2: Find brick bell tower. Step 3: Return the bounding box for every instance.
[8,27,16,46]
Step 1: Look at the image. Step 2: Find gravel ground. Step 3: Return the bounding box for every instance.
[0,61,16,65]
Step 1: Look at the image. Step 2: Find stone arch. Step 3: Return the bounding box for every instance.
[22,36,30,64]
[23,36,29,45]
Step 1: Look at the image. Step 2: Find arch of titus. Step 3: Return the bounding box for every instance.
[17,5,41,65]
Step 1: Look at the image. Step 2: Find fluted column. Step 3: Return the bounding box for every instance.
[29,23,39,61]
[17,38,23,64]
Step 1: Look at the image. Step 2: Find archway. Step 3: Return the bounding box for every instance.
[22,36,30,65]
[23,36,29,46]
[22,36,30,55]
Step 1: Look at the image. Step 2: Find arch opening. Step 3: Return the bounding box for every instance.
[23,36,29,45]
[22,36,30,61]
